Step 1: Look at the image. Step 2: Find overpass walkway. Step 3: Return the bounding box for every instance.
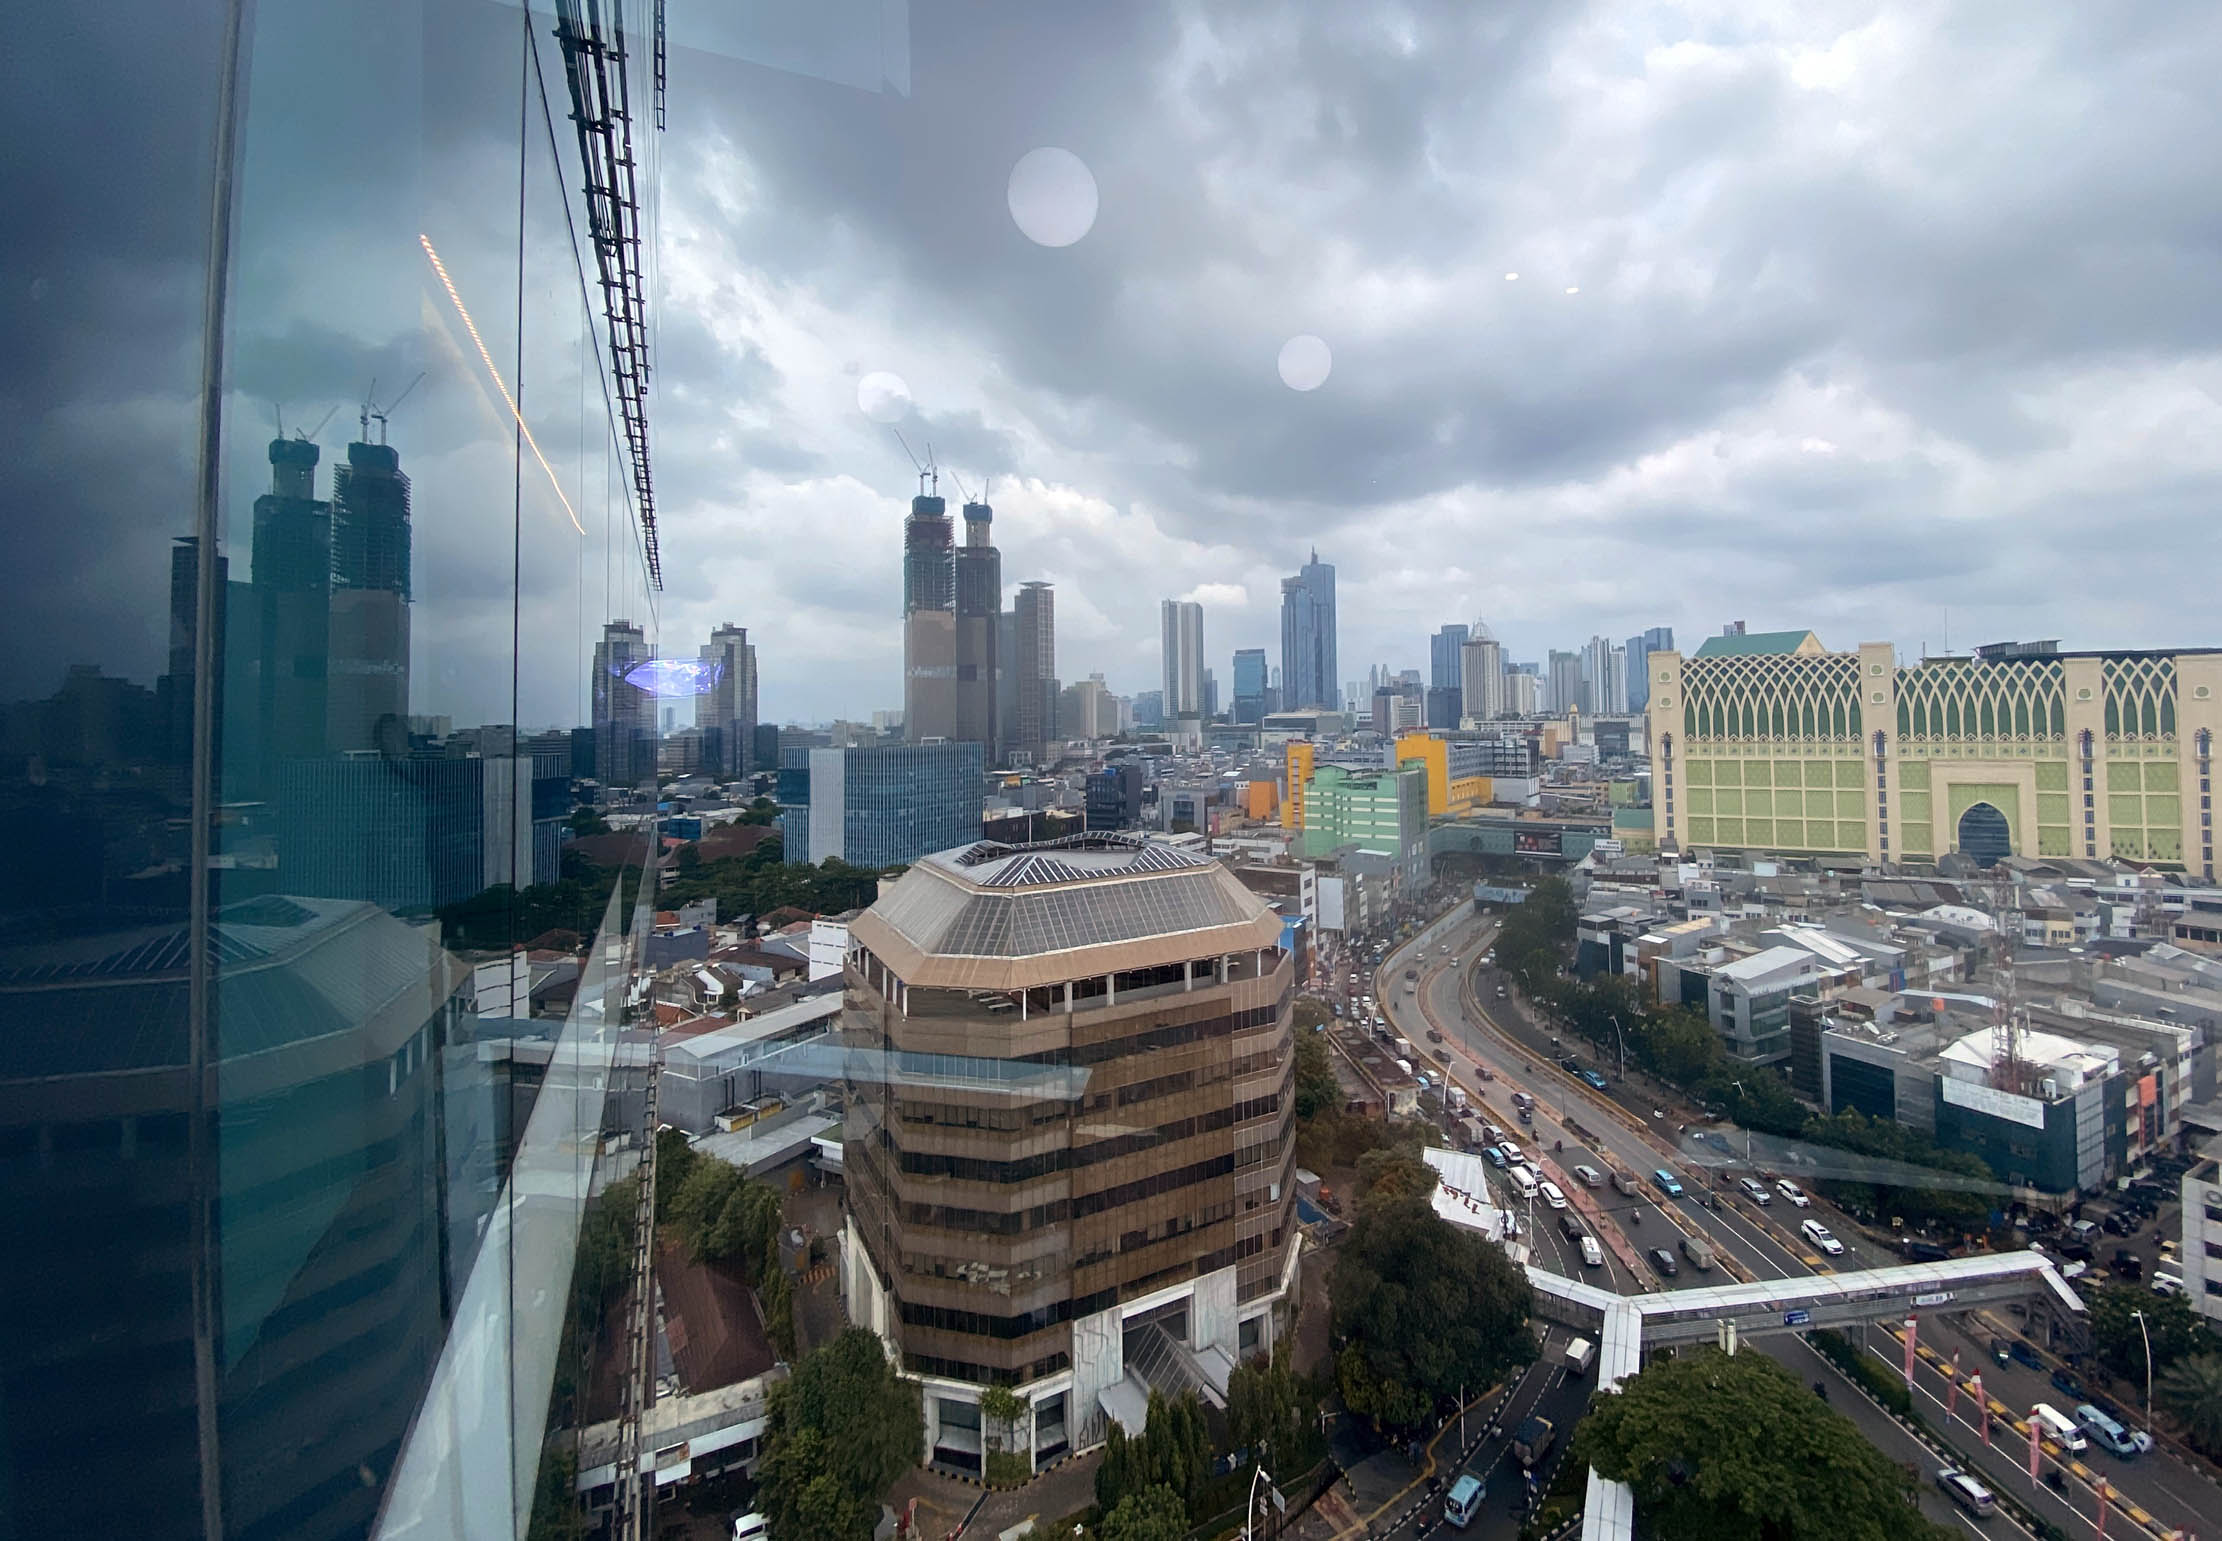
[1525,1250,2088,1541]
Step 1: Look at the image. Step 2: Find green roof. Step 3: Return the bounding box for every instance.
[1692,629,1822,658]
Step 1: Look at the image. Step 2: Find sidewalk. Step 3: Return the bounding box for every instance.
[887,1449,1102,1539]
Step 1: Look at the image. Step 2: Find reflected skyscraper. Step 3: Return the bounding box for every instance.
[247,436,332,789]
[699,623,759,778]
[327,437,413,752]
[1279,548,1338,712]
[593,620,653,787]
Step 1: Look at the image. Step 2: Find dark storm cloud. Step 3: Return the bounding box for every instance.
[13,1,2222,724]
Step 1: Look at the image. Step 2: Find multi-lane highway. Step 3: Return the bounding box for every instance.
[1351,904,2216,1541]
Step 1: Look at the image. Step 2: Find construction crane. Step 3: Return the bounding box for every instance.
[356,372,425,446]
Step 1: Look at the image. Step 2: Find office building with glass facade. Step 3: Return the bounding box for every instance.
[803,741,984,868]
[1649,633,2222,876]
[839,833,1299,1472]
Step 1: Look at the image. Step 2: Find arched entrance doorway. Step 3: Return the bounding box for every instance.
[1956,802,2012,866]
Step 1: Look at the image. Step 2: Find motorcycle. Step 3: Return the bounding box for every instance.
[1630,1207,1643,1224]
[1554,1139,1564,1153]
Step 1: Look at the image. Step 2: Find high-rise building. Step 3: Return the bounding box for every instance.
[1160,598,1205,718]
[698,623,759,778]
[1625,626,1673,712]
[953,498,1002,758]
[1428,623,1469,730]
[903,488,959,743]
[276,752,558,911]
[1547,650,1587,715]
[246,435,332,789]
[840,834,1299,1466]
[592,620,653,786]
[159,536,225,766]
[1278,548,1338,711]
[1460,624,1504,724]
[802,741,982,868]
[1202,667,1217,722]
[1060,675,1118,739]
[1579,636,1628,716]
[1011,580,1056,762]
[1506,669,1542,716]
[1132,689,1163,728]
[1232,648,1268,724]
[327,436,413,753]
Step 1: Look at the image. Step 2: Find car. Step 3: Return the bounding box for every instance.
[1800,1218,1845,1256]
[1579,1235,1605,1267]
[1481,1146,1507,1169]
[1433,1048,1450,1063]
[1481,1123,1506,1144]
[1579,1069,1610,1091]
[1509,1091,1535,1111]
[1934,1469,1997,1520]
[1496,1143,1527,1168]
[1775,1179,1810,1207]
[1652,1168,1684,1197]
[1539,1180,1568,1210]
[1737,1177,1772,1206]
[1495,985,1509,998]
[1648,1247,1679,1278]
[1572,1164,1604,1188]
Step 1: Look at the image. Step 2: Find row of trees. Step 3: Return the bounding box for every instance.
[656,1129,795,1356]
[2084,1282,2222,1456]
[1329,1138,1536,1433]
[1493,877,1995,1227]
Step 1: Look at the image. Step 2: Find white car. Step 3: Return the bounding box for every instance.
[1736,1177,1772,1206]
[1496,1143,1527,1168]
[1775,1179,1810,1208]
[1579,1235,1605,1268]
[1539,1180,1568,1210]
[1800,1218,1845,1256]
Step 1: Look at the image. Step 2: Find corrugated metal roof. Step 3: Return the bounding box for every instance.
[1691,629,1822,658]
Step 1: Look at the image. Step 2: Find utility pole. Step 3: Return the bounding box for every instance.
[2130,1309,2154,1428]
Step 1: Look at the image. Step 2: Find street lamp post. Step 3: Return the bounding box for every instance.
[2129,1309,2154,1428]
[1242,1464,1276,1541]
[1608,1012,1627,1082]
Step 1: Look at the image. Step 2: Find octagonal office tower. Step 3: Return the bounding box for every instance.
[838,833,1300,1473]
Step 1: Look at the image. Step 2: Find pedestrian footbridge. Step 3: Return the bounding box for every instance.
[1525,1251,2088,1541]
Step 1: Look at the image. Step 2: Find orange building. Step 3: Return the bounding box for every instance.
[1282,741,1315,830]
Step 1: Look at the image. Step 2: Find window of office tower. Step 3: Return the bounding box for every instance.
[7,4,2221,1539]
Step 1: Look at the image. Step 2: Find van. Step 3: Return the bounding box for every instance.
[1559,1213,1586,1244]
[731,1513,770,1541]
[1507,1166,1540,1201]
[2073,1404,2143,1458]
[1443,1473,1485,1529]
[1652,1168,1684,1197]
[1573,1164,1603,1188]
[1679,1234,1716,1271]
[1579,1235,1605,1267]
[2030,1403,2088,1453]
[1934,1468,1996,1520]
[1510,1090,1535,1111]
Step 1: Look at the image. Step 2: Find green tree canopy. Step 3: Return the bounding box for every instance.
[1293,1023,1341,1120]
[2087,1283,2216,1383]
[1095,1391,1212,1517]
[1329,1191,1533,1432]
[1354,1139,1437,1207]
[1226,1345,1320,1472]
[757,1329,923,1541]
[1575,1346,1954,1541]
[2159,1353,2222,1456]
[1096,1483,1188,1541]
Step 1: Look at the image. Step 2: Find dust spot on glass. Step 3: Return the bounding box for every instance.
[1565,286,1579,295]
[1007,148,1099,248]
[1504,272,1519,281]
[857,371,912,423]
[1277,335,1332,392]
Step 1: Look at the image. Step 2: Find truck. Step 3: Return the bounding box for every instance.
[1679,1234,1717,1271]
[1610,1169,1640,1196]
[1511,1415,1556,1469]
[1447,1084,1469,1114]
[1564,1337,1596,1375]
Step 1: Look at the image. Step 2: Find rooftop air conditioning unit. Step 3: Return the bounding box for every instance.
[2041,1078,2059,1099]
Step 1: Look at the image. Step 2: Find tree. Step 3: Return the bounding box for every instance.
[2087,1283,2214,1383]
[1097,1484,1187,1541]
[1329,1192,1534,1433]
[758,1329,923,1541]
[2158,1354,2222,1456]
[979,1384,1029,1457]
[1575,1345,1955,1541]
[1095,1391,1211,1517]
[1354,1140,1436,1206]
[1227,1345,1319,1472]
[1293,1025,1340,1120]
[567,806,611,837]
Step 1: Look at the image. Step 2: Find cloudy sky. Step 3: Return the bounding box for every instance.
[10,1,2222,730]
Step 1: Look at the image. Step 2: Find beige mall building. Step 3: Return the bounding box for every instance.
[838,834,1301,1474]
[1647,633,2219,878]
